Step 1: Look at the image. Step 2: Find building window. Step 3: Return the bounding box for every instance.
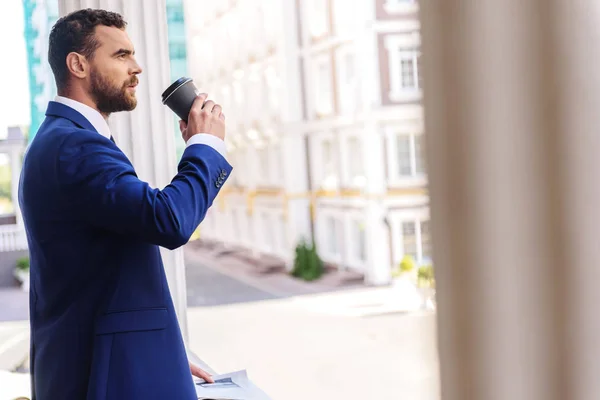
[335,46,358,115]
[169,43,187,60]
[397,135,413,177]
[345,135,365,187]
[351,220,367,262]
[167,7,185,23]
[323,139,333,171]
[308,0,329,38]
[261,212,272,251]
[236,148,247,185]
[402,221,418,260]
[396,216,431,265]
[271,143,284,185]
[265,65,281,115]
[320,138,338,189]
[326,217,336,254]
[388,128,426,183]
[420,220,431,261]
[231,209,240,242]
[276,214,286,253]
[396,133,425,178]
[220,85,232,115]
[399,51,420,90]
[232,79,244,105]
[224,14,241,62]
[384,33,422,102]
[257,146,270,185]
[239,207,250,245]
[326,216,339,255]
[313,54,334,117]
[247,68,265,117]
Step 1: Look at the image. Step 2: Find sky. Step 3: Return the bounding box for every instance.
[0,0,32,131]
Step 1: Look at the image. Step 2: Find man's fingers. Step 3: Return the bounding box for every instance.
[191,363,214,383]
[219,113,225,121]
[190,93,208,114]
[212,104,222,116]
[202,100,215,113]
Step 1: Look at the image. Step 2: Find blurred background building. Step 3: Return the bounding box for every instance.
[166,0,189,159]
[186,0,429,285]
[22,0,59,140]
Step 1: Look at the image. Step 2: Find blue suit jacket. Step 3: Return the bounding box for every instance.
[18,101,232,399]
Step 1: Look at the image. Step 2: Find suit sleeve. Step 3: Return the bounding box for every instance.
[56,130,232,250]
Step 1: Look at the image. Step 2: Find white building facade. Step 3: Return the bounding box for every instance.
[185,0,430,285]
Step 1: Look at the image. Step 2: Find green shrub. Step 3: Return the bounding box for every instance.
[292,240,324,281]
[16,256,30,272]
[417,265,435,288]
[400,255,416,273]
[391,255,421,278]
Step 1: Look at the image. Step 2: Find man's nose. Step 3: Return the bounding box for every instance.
[131,60,143,75]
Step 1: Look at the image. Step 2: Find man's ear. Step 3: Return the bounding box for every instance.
[65,52,88,79]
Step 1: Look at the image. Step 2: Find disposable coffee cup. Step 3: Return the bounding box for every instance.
[161,77,199,122]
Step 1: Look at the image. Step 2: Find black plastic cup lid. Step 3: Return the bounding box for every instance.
[161,77,193,103]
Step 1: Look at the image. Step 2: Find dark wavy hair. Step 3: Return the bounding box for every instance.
[48,8,127,91]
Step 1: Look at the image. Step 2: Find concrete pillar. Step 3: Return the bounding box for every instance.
[421,1,600,399]
[362,126,390,285]
[358,0,390,285]
[58,0,189,343]
[363,201,390,285]
[281,134,312,250]
[280,0,312,259]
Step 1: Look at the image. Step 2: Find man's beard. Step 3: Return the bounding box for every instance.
[90,69,138,114]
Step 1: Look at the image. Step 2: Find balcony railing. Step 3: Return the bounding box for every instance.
[0,225,27,252]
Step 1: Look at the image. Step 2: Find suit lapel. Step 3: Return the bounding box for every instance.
[45,101,98,134]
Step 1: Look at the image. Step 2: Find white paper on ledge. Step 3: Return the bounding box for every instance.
[194,369,272,400]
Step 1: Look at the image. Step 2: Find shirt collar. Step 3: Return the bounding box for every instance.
[53,96,112,140]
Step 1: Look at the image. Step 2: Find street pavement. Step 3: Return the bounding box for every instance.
[184,247,441,400]
[0,288,28,323]
[186,287,440,400]
[0,321,28,370]
[185,251,279,307]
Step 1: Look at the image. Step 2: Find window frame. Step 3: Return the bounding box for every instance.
[389,208,431,266]
[385,123,427,187]
[384,33,423,103]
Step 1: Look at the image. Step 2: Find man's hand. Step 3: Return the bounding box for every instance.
[190,362,214,383]
[179,93,226,143]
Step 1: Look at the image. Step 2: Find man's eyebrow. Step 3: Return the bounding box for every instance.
[112,48,135,56]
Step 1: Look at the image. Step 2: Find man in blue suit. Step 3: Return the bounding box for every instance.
[18,9,230,399]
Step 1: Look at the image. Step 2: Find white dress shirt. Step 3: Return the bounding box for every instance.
[54,96,227,158]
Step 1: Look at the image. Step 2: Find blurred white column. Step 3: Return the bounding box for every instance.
[58,0,190,343]
[279,0,312,261]
[362,131,391,285]
[421,1,600,399]
[10,147,22,226]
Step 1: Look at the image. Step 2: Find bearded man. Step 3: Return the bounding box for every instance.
[18,8,230,400]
